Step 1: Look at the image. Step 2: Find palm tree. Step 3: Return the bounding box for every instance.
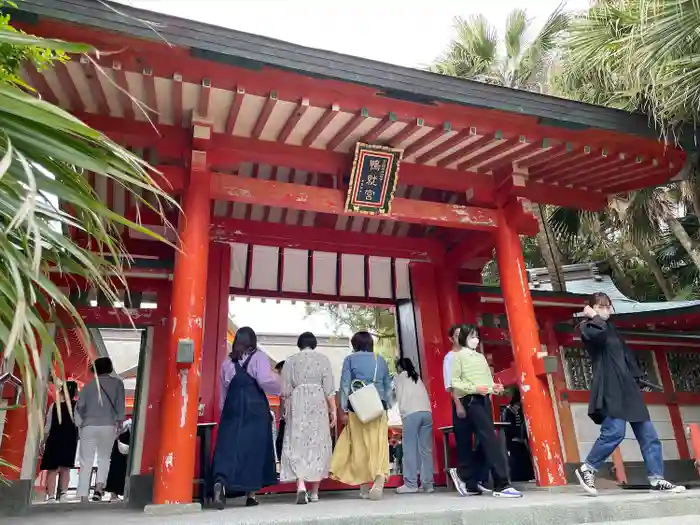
[431,5,570,290]
[554,0,700,298]
[0,16,175,462]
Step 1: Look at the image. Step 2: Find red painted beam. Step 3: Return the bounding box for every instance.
[112,61,135,121]
[325,109,368,151]
[276,98,309,143]
[302,104,339,147]
[141,67,159,119]
[445,232,494,269]
[171,72,183,127]
[72,115,609,210]
[458,138,520,171]
[415,129,473,164]
[402,122,451,158]
[197,77,212,118]
[389,119,424,147]
[225,86,246,135]
[517,143,568,169]
[210,173,499,231]
[361,113,397,143]
[54,62,84,113]
[210,216,443,260]
[252,91,278,139]
[437,135,493,168]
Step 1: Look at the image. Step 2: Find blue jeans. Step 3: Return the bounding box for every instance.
[585,417,664,481]
[402,411,434,489]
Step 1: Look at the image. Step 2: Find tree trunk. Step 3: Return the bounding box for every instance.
[682,179,700,219]
[630,239,673,300]
[668,216,700,272]
[532,204,567,291]
[600,243,637,299]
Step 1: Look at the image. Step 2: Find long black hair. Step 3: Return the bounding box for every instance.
[396,357,419,383]
[230,326,257,361]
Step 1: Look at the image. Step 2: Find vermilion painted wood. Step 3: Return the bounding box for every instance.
[410,263,453,477]
[153,159,212,505]
[18,19,686,162]
[210,216,443,260]
[210,173,500,231]
[495,207,566,486]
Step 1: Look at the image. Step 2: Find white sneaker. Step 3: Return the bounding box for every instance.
[396,485,419,494]
[478,483,492,493]
[651,479,686,493]
[449,468,468,496]
[359,484,371,500]
[575,465,598,497]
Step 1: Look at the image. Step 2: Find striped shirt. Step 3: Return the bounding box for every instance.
[450,348,494,397]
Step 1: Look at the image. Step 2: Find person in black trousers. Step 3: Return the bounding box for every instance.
[444,325,490,494]
[450,324,521,498]
[274,361,286,462]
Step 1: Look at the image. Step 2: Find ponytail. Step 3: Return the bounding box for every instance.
[396,357,419,383]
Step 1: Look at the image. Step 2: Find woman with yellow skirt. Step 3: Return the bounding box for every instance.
[330,331,392,500]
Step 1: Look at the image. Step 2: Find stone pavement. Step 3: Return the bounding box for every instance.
[10,488,700,525]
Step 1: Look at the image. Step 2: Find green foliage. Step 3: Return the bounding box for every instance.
[304,304,398,373]
[0,5,175,469]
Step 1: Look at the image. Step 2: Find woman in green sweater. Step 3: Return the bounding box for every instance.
[450,324,521,498]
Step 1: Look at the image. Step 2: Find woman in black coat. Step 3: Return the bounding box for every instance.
[574,292,683,496]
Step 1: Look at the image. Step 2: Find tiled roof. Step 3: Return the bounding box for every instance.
[527,262,700,315]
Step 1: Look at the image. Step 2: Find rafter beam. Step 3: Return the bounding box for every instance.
[210,173,499,231]
[210,217,443,260]
[72,115,608,210]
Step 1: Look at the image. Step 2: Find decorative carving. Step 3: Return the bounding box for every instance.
[562,347,660,391]
[667,351,700,393]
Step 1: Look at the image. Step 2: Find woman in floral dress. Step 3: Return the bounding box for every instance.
[280,332,337,504]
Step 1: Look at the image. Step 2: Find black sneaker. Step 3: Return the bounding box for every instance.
[296,490,309,505]
[651,479,686,493]
[465,486,483,496]
[575,465,598,497]
[91,490,103,502]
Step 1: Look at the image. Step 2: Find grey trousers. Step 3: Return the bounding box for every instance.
[401,411,434,488]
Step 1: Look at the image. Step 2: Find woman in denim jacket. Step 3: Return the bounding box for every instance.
[330,331,393,500]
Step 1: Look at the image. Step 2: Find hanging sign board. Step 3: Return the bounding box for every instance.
[345,142,402,216]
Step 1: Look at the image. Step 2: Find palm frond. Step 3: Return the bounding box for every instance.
[0,27,178,467]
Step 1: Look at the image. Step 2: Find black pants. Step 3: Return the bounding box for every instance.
[452,399,490,485]
[453,395,509,491]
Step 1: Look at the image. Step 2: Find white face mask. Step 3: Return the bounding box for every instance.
[466,337,480,350]
[597,310,611,321]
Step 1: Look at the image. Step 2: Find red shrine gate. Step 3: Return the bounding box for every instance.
[0,0,689,511]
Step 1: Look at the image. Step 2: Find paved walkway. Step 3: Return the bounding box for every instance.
[11,488,700,525]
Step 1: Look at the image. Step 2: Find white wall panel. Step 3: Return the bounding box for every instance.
[249,245,279,291]
[312,251,337,295]
[368,256,393,299]
[340,254,365,297]
[282,249,308,293]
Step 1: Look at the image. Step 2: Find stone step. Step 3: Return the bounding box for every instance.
[12,488,700,525]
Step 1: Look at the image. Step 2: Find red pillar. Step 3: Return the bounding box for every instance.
[437,266,461,332]
[495,208,566,486]
[153,152,211,505]
[410,263,452,483]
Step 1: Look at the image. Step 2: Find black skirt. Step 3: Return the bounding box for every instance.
[40,401,78,471]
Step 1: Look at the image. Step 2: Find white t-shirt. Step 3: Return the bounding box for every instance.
[394,371,432,418]
[443,351,456,391]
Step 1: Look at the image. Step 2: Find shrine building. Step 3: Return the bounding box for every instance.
[0,0,696,514]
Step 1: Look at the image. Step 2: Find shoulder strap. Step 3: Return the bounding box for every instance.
[241,349,258,371]
[99,380,117,417]
[373,354,378,383]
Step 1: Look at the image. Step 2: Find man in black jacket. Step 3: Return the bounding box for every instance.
[575,292,685,496]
